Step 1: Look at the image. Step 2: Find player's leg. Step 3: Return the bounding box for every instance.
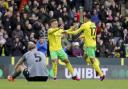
[86,47,105,81]
[50,51,58,79]
[52,60,58,79]
[58,49,80,80]
[8,63,26,81]
[83,50,100,76]
[83,47,91,65]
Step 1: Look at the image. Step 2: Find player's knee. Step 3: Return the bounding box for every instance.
[63,60,69,64]
[90,58,95,64]
[52,59,58,63]
[15,65,25,72]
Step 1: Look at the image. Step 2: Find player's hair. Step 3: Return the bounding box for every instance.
[28,41,36,50]
[49,19,57,24]
[84,14,91,19]
[29,40,36,44]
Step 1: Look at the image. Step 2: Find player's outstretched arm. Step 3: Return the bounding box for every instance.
[65,25,84,35]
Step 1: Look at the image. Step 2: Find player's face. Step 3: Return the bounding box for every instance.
[51,21,58,28]
[84,17,88,22]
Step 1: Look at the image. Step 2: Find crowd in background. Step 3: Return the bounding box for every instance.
[0,0,128,58]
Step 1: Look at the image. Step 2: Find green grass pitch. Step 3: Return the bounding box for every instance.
[0,79,128,89]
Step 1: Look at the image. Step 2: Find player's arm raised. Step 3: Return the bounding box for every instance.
[65,24,84,35]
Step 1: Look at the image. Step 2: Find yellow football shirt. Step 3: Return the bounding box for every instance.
[48,28,64,51]
[68,21,96,47]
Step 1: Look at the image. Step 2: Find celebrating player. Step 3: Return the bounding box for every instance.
[8,41,48,81]
[67,14,105,81]
[48,19,80,80]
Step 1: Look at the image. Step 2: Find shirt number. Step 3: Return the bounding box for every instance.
[90,24,96,40]
[90,27,96,36]
[34,54,42,62]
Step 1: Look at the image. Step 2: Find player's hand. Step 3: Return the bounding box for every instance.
[71,25,77,31]
[79,36,83,39]
[59,24,64,29]
[70,26,75,30]
[79,34,84,39]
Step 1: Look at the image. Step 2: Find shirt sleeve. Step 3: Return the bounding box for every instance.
[48,28,60,34]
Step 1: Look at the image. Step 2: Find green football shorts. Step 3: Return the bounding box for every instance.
[83,47,96,58]
[50,49,68,61]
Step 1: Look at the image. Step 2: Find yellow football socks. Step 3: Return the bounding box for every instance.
[52,62,58,78]
[66,62,74,76]
[92,58,104,76]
